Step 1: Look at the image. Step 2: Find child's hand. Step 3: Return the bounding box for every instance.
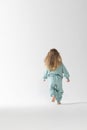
[67,79,70,82]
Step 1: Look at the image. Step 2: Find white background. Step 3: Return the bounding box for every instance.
[0,0,87,108]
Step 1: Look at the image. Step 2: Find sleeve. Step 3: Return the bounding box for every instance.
[43,70,48,80]
[62,63,70,80]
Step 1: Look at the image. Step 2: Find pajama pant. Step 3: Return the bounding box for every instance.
[49,76,64,102]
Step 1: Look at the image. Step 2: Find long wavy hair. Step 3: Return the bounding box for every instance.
[44,48,62,71]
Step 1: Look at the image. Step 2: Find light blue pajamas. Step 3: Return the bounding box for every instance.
[43,63,70,102]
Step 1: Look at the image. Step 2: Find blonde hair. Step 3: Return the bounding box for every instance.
[44,48,62,71]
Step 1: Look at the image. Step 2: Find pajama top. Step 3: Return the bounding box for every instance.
[43,63,70,93]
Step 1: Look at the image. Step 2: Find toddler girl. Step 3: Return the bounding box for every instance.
[43,48,70,105]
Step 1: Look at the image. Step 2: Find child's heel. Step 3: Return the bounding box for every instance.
[57,102,61,105]
[51,96,56,102]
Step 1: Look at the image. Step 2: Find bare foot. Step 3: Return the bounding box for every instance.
[51,96,56,102]
[57,102,61,105]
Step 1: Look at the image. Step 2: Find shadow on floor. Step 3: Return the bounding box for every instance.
[62,102,87,105]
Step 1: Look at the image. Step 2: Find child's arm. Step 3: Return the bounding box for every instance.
[62,63,70,82]
[43,70,48,81]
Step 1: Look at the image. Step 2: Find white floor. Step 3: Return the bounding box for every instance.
[0,102,87,130]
